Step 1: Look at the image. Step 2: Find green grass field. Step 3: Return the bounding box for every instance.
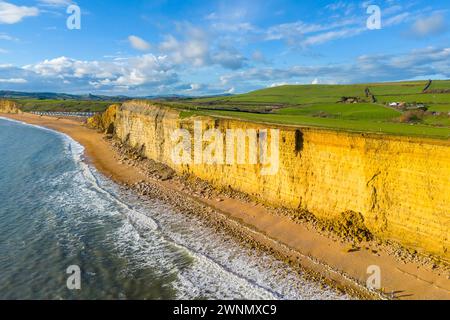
[428,105,450,112]
[179,80,450,139]
[14,99,114,112]
[275,103,401,120]
[189,80,450,110]
[180,109,449,139]
[428,80,450,91]
[191,84,369,105]
[376,93,450,104]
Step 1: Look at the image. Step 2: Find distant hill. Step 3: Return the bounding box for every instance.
[0,90,235,113]
[0,90,130,102]
[146,93,234,102]
[0,90,233,102]
[188,80,450,110]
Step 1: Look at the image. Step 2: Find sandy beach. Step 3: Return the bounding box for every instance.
[2,112,449,300]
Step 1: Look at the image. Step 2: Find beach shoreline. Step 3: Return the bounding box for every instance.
[2,112,449,300]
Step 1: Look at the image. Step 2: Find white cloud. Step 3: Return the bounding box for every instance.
[0,33,17,41]
[2,46,450,95]
[21,55,178,92]
[265,21,330,41]
[226,87,235,94]
[204,12,217,20]
[262,2,435,47]
[270,82,292,87]
[159,31,209,67]
[211,47,246,70]
[128,35,151,51]
[211,21,255,33]
[302,27,364,46]
[411,14,447,37]
[0,78,27,83]
[325,1,356,15]
[38,0,72,7]
[185,83,202,92]
[159,25,246,70]
[221,47,450,87]
[0,1,39,24]
[384,12,411,27]
[264,17,363,47]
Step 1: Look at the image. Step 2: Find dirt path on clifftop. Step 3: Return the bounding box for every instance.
[2,113,449,300]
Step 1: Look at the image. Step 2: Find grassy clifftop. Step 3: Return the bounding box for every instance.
[190,80,450,109]
[167,80,450,139]
[14,99,114,112]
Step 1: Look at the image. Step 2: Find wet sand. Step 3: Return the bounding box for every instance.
[2,112,449,300]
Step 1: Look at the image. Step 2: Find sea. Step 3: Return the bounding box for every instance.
[0,117,349,300]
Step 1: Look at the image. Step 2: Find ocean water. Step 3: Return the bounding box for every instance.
[0,118,349,300]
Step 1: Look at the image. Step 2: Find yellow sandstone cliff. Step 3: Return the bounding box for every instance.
[93,101,450,261]
[0,100,22,114]
[86,104,119,133]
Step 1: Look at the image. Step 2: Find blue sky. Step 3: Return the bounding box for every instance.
[0,0,449,96]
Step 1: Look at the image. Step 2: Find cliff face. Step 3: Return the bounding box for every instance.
[98,102,450,260]
[0,100,22,114]
[86,104,119,133]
